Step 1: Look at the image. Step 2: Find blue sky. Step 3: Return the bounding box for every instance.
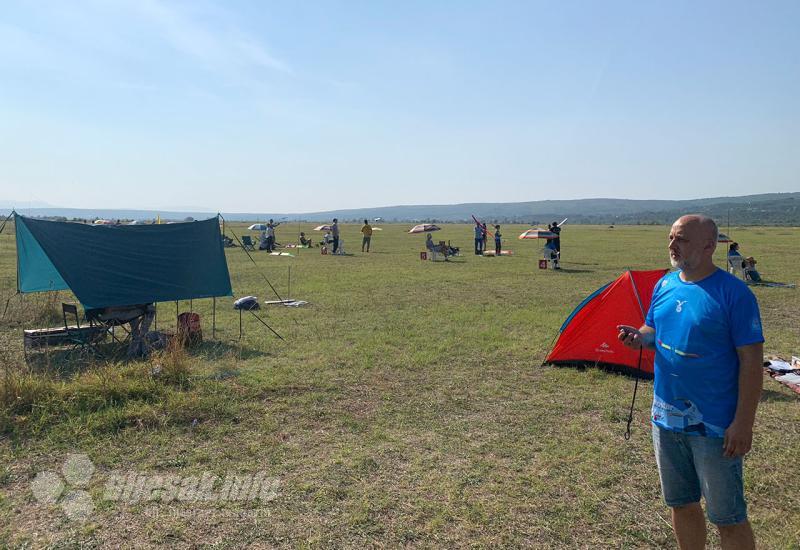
[1,0,798,213]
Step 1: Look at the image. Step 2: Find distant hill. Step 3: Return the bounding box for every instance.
[2,192,799,225]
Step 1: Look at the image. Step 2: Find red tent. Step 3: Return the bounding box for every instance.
[544,270,668,377]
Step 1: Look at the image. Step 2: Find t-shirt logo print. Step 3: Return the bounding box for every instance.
[675,300,687,313]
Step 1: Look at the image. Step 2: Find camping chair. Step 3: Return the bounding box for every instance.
[446,241,460,257]
[727,256,745,279]
[334,238,346,255]
[62,303,104,357]
[241,235,256,251]
[544,247,560,269]
[430,241,449,262]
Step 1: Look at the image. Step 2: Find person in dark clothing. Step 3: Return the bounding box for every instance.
[550,222,562,253]
[474,223,483,255]
[331,218,340,254]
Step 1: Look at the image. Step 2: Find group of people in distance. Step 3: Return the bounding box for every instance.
[269,219,565,265]
[471,223,503,255]
[728,242,762,282]
[472,222,505,256]
[259,218,370,256]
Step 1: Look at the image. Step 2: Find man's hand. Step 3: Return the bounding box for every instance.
[617,325,643,349]
[723,421,753,457]
[724,342,763,458]
[617,324,655,350]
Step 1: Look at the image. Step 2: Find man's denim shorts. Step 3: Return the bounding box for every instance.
[652,425,747,525]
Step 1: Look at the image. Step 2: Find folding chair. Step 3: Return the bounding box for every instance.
[432,241,449,261]
[727,256,745,279]
[241,236,256,251]
[62,303,104,357]
[334,238,346,255]
[543,247,560,269]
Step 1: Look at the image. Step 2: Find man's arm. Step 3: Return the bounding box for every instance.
[617,325,656,350]
[724,342,763,457]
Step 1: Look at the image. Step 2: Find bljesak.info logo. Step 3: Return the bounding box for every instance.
[31,454,280,522]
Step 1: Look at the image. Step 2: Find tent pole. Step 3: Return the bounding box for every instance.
[239,308,243,340]
[0,210,13,236]
[212,297,216,340]
[4,211,20,293]
[190,299,193,313]
[288,266,291,300]
[175,301,179,330]
[154,302,158,330]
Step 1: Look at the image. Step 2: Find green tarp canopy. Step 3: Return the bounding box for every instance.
[15,214,232,309]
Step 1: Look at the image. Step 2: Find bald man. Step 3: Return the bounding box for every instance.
[618,215,764,550]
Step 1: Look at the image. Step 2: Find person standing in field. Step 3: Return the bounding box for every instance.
[618,214,763,550]
[266,219,280,252]
[494,225,502,255]
[331,218,340,254]
[474,222,483,255]
[361,219,373,253]
[550,221,561,256]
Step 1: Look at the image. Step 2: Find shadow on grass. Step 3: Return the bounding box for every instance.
[22,337,267,379]
[192,339,268,361]
[746,280,796,288]
[760,388,799,403]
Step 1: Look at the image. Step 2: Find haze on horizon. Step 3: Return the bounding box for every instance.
[1,1,798,213]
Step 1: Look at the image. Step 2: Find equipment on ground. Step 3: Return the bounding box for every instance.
[408,224,441,234]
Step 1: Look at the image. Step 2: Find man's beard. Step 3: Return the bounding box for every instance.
[670,255,687,270]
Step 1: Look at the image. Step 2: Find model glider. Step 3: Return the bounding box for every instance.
[408,224,441,234]
[471,214,494,239]
[518,228,558,240]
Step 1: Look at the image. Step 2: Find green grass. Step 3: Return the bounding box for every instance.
[1,221,799,547]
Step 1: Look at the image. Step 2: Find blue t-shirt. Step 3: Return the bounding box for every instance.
[644,269,763,437]
[474,225,482,239]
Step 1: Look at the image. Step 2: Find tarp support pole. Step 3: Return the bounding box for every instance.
[154,302,158,330]
[2,211,19,292]
[288,266,291,299]
[0,210,13,236]
[176,301,179,330]
[219,214,284,302]
[239,308,243,340]
[212,297,216,340]
[246,308,284,341]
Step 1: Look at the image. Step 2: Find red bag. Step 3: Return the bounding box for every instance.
[177,312,202,345]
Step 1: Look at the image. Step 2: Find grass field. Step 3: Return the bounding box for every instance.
[1,221,799,548]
